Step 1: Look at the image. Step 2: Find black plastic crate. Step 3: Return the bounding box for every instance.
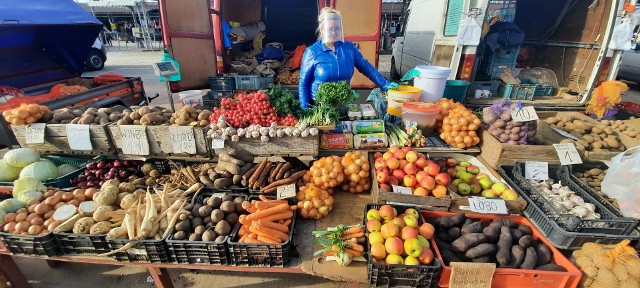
[108,238,169,263]
[54,232,110,255]
[208,75,235,91]
[227,199,295,267]
[0,155,102,188]
[498,166,640,250]
[166,234,230,265]
[235,74,274,90]
[510,163,638,234]
[0,232,61,257]
[568,162,621,217]
[364,203,441,288]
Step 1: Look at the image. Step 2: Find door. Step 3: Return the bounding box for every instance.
[393,8,409,77]
[399,0,442,74]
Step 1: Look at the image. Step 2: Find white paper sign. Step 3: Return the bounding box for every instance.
[511,106,539,122]
[119,125,149,155]
[525,161,549,180]
[25,123,45,144]
[66,124,92,151]
[211,138,225,149]
[553,143,583,165]
[277,184,297,199]
[169,126,196,154]
[392,185,413,195]
[468,197,508,214]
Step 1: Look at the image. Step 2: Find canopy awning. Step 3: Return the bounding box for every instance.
[87,0,157,8]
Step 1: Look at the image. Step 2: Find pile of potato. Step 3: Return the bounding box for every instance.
[276,69,299,85]
[545,116,625,153]
[173,194,246,242]
[599,119,639,139]
[483,101,537,145]
[169,106,211,127]
[2,103,52,125]
[114,105,173,126]
[48,107,121,125]
[573,168,617,207]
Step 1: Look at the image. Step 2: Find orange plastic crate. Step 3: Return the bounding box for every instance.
[422,211,581,288]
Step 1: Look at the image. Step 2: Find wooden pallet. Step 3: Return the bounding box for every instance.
[108,125,210,158]
[12,124,115,156]
[215,136,319,157]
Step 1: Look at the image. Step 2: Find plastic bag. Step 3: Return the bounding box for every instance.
[482,99,536,144]
[366,88,401,126]
[610,19,633,50]
[457,17,482,45]
[601,146,640,218]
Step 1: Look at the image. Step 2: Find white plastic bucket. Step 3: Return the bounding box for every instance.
[178,90,204,107]
[413,65,451,102]
[387,85,421,116]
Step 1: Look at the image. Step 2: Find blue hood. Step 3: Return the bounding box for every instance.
[0,0,103,89]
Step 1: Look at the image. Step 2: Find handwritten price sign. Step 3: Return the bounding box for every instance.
[511,106,539,122]
[25,123,45,144]
[468,197,508,214]
[169,126,196,154]
[119,125,149,155]
[525,161,549,180]
[66,124,92,151]
[392,185,413,195]
[553,143,583,165]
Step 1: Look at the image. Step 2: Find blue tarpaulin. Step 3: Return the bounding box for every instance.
[0,0,103,89]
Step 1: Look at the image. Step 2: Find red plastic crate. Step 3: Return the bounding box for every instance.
[422,211,581,288]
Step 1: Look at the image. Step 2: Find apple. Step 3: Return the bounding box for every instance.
[369,231,385,244]
[469,182,482,194]
[370,242,386,260]
[386,158,400,170]
[367,219,382,233]
[382,152,394,160]
[451,179,462,186]
[432,185,448,198]
[381,223,400,238]
[437,159,447,169]
[413,187,429,196]
[492,182,508,194]
[457,183,471,195]
[405,255,421,266]
[379,184,391,191]
[385,237,405,255]
[478,177,493,190]
[466,165,480,174]
[376,167,387,174]
[373,152,383,159]
[389,146,400,154]
[388,176,399,186]
[405,151,418,163]
[446,157,457,167]
[476,173,490,179]
[399,159,409,170]
[455,165,467,172]
[405,208,419,218]
[374,158,387,170]
[459,172,474,183]
[401,226,419,240]
[416,171,429,183]
[446,167,457,177]
[385,254,404,265]
[403,163,418,175]
[481,189,496,198]
[425,162,441,176]
[502,189,518,200]
[419,223,435,239]
[403,215,419,229]
[367,209,382,221]
[376,171,389,184]
[435,173,451,186]
[415,157,427,169]
[459,161,471,167]
[403,175,418,188]
[418,175,436,190]
[401,146,413,152]
[379,205,396,220]
[418,248,434,265]
[390,217,405,230]
[392,169,406,180]
[404,238,422,257]
[417,235,430,248]
[393,150,406,160]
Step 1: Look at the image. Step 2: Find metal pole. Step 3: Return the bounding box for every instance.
[165,77,175,112]
[141,0,153,50]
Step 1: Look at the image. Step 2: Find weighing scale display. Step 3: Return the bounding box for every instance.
[152,62,178,76]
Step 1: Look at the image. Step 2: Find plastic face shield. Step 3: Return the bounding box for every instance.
[321,14,344,44]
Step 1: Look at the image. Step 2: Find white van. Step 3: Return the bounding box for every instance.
[391,0,628,108]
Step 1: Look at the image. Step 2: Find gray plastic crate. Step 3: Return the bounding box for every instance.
[235,75,275,90]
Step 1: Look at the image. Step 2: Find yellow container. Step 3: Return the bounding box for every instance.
[387,85,422,116]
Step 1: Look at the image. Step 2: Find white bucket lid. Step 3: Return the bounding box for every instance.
[178,90,204,99]
[415,65,451,78]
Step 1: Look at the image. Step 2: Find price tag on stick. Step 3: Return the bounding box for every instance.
[119,125,149,155]
[169,126,196,154]
[211,138,225,149]
[553,143,583,165]
[392,185,413,195]
[511,106,539,122]
[277,184,297,199]
[525,161,549,180]
[66,124,93,150]
[25,123,45,144]
[468,197,508,214]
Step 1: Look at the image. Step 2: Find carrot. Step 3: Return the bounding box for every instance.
[258,195,270,202]
[246,203,289,221]
[341,232,365,240]
[278,220,285,224]
[275,162,291,180]
[322,251,335,257]
[270,162,284,182]
[249,226,284,242]
[238,226,250,237]
[242,163,259,180]
[239,235,248,243]
[248,233,258,239]
[239,215,250,225]
[342,226,363,235]
[289,205,297,211]
[246,206,257,214]
[346,242,364,252]
[260,211,293,222]
[344,248,362,257]
[283,219,292,227]
[257,235,280,243]
[257,219,289,233]
[241,201,252,211]
[255,201,281,210]
[254,223,288,241]
[260,178,295,192]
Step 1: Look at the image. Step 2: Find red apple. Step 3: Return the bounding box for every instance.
[434,173,451,186]
[418,223,435,239]
[415,157,427,169]
[401,146,413,153]
[401,226,419,240]
[432,184,447,197]
[382,152,394,160]
[370,242,386,260]
[393,150,406,160]
[379,205,396,221]
[446,157,457,167]
[469,182,482,194]
[446,167,457,177]
[403,175,418,188]
[392,169,406,180]
[416,171,429,183]
[386,158,400,170]
[404,163,418,175]
[466,165,480,174]
[374,158,386,170]
[373,152,383,160]
[418,247,434,264]
[437,159,447,169]
[380,184,391,191]
[418,175,436,190]
[385,237,404,255]
[388,176,399,186]
[390,217,405,229]
[405,151,418,163]
[376,171,389,184]
[399,159,408,170]
[367,219,382,233]
[425,162,441,176]
[381,223,400,238]
[413,187,429,196]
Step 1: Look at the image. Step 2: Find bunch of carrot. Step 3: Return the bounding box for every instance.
[313,225,366,259]
[237,195,297,243]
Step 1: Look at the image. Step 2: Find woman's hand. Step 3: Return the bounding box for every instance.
[387,82,399,90]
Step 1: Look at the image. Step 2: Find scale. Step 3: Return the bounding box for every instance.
[152,61,179,112]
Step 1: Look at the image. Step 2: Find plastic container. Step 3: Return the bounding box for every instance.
[235,74,274,90]
[488,63,516,80]
[208,75,235,91]
[108,238,169,263]
[178,90,205,107]
[54,232,110,255]
[413,65,451,102]
[498,83,536,100]
[386,85,421,116]
[425,211,582,288]
[442,80,469,102]
[0,232,61,257]
[401,102,441,136]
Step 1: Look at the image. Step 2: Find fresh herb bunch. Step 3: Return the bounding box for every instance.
[315,80,357,107]
[299,105,339,126]
[262,84,302,118]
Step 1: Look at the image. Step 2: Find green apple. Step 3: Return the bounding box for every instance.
[481,189,496,198]
[492,182,508,193]
[403,238,423,257]
[386,254,404,265]
[405,255,421,266]
[417,235,430,248]
[459,161,471,167]
[404,208,420,219]
[367,209,382,221]
[478,177,494,190]
[458,183,471,195]
[460,172,474,183]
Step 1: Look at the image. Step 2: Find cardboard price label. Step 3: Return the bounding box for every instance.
[450,262,496,288]
[119,125,149,155]
[277,184,297,199]
[468,197,508,214]
[25,123,45,144]
[392,185,413,195]
[553,143,583,165]
[511,106,539,122]
[211,138,225,149]
[66,124,93,151]
[525,161,549,180]
[169,126,196,154]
